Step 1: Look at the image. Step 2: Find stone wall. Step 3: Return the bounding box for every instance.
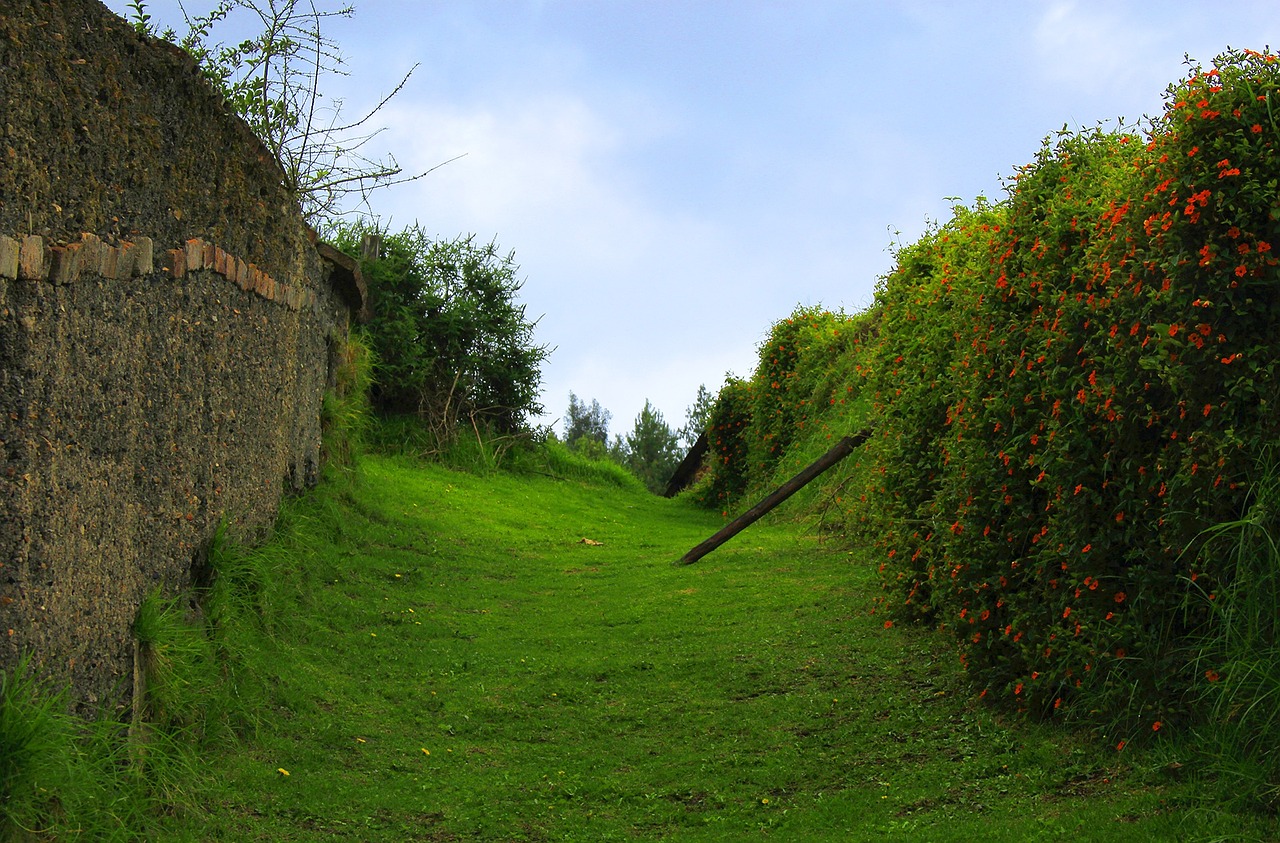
[0,0,365,710]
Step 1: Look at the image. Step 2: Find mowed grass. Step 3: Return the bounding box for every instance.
[159,454,1276,841]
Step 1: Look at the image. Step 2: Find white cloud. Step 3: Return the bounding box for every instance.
[378,94,621,227]
[1029,2,1189,126]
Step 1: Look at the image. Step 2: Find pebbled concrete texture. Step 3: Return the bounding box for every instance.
[0,0,364,711]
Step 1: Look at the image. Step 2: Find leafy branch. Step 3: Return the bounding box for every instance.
[129,0,457,222]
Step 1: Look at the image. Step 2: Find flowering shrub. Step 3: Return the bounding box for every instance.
[745,307,866,480]
[856,48,1280,738]
[694,307,874,511]
[851,202,1005,625]
[707,49,1280,745]
[692,376,753,510]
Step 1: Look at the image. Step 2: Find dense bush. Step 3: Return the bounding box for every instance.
[702,50,1280,763]
[693,306,875,511]
[692,376,754,511]
[328,223,550,436]
[851,48,1280,741]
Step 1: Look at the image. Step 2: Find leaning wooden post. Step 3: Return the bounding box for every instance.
[676,428,871,565]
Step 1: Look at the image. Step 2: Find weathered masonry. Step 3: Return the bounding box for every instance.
[0,0,365,709]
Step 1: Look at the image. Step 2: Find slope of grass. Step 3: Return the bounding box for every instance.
[153,454,1275,841]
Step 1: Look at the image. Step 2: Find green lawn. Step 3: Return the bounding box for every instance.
[157,454,1276,841]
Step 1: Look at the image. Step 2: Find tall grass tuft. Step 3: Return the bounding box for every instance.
[517,436,646,490]
[0,654,69,838]
[1187,453,1280,811]
[187,520,306,740]
[0,654,173,840]
[370,409,561,476]
[321,328,376,473]
[134,592,220,740]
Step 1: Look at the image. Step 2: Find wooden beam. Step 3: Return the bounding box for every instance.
[663,430,708,498]
[676,428,870,565]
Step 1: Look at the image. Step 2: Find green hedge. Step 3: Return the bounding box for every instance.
[700,48,1280,752]
[694,306,875,512]
[693,376,753,512]
[853,48,1280,739]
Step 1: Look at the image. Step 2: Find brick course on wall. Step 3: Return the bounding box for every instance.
[0,0,366,711]
[1,232,329,313]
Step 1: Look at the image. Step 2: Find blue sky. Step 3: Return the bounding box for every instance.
[109,1,1280,437]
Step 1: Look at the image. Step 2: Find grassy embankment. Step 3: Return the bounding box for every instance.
[145,450,1274,841]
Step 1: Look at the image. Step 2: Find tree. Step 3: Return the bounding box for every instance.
[622,400,681,495]
[127,0,454,222]
[563,393,611,453]
[328,222,550,436]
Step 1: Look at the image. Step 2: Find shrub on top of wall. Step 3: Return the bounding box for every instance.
[744,307,855,483]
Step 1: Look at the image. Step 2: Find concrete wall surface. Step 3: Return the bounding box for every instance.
[0,0,364,710]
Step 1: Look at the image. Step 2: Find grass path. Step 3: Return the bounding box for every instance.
[162,455,1273,841]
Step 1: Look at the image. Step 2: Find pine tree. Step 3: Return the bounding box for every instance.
[623,400,681,494]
